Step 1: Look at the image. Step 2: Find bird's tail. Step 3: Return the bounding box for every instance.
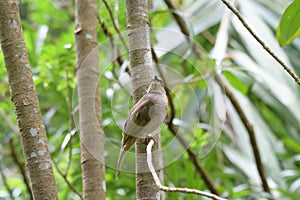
[115,148,126,180]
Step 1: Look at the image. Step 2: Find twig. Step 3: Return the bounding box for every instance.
[53,160,83,199]
[147,139,227,200]
[97,15,131,94]
[97,15,125,67]
[51,78,77,195]
[0,108,19,133]
[163,0,205,59]
[202,30,216,45]
[215,74,273,196]
[0,106,33,199]
[102,0,128,50]
[151,46,220,195]
[0,165,14,199]
[206,1,273,196]
[151,47,176,123]
[220,0,300,85]
[167,124,220,195]
[164,0,190,37]
[9,139,33,200]
[52,71,80,197]
[53,70,80,198]
[164,0,273,195]
[65,69,74,175]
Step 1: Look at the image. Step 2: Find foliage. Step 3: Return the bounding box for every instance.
[276,0,300,46]
[0,0,299,199]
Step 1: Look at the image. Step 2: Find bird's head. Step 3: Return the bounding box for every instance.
[146,75,165,94]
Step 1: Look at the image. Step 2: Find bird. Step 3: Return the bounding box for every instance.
[115,75,168,179]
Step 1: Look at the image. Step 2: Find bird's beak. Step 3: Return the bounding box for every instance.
[153,75,160,81]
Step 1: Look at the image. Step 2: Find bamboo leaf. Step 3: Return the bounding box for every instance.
[276,0,300,46]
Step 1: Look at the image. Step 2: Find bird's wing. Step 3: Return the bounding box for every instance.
[117,97,153,179]
[123,95,154,138]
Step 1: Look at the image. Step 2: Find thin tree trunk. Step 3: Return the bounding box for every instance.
[126,0,163,199]
[0,0,58,199]
[75,0,106,199]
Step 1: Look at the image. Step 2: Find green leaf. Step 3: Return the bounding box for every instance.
[283,137,300,153]
[223,71,250,94]
[276,0,300,46]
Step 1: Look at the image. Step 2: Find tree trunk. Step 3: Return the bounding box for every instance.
[126,0,163,199]
[0,0,58,199]
[75,0,106,199]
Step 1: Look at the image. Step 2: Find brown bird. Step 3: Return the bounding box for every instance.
[115,75,168,179]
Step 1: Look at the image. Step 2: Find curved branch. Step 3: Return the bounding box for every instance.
[147,138,227,200]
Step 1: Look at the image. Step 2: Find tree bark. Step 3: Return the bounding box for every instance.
[0,0,58,199]
[75,0,106,199]
[126,0,163,199]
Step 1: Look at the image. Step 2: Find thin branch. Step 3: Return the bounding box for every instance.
[167,124,220,195]
[53,160,83,199]
[97,15,131,94]
[202,30,216,45]
[102,0,128,50]
[164,0,190,37]
[65,69,74,175]
[0,165,14,199]
[0,106,33,199]
[0,108,19,133]
[215,74,273,196]
[147,138,227,200]
[220,0,300,85]
[97,15,125,67]
[151,47,220,195]
[151,47,176,123]
[163,0,208,60]
[53,70,79,196]
[64,133,73,176]
[164,0,273,195]
[9,139,33,200]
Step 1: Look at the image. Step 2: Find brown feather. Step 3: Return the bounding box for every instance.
[115,76,168,179]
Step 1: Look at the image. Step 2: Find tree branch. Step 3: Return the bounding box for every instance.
[75,0,106,198]
[53,160,83,199]
[126,0,162,199]
[0,108,19,133]
[65,69,74,176]
[215,74,272,196]
[151,47,220,195]
[0,0,58,197]
[102,0,128,50]
[220,0,300,85]
[146,138,227,200]
[162,0,273,195]
[163,0,190,37]
[0,165,14,199]
[54,72,80,198]
[0,108,33,199]
[9,139,33,200]
[52,71,80,198]
[97,15,124,65]
[167,124,220,195]
[97,15,131,94]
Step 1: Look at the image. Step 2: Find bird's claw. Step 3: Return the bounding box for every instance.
[146,134,155,144]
